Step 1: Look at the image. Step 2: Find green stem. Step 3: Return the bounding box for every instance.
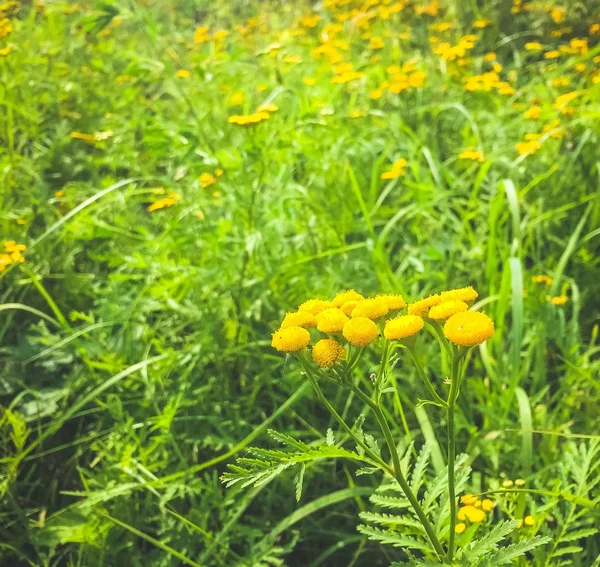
[350,385,445,560]
[407,346,448,408]
[447,353,460,562]
[301,364,393,475]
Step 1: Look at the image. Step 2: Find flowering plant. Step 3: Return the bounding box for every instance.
[223,287,551,564]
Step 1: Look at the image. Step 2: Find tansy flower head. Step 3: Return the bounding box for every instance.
[280,311,317,329]
[481,499,495,512]
[312,339,345,367]
[343,317,379,346]
[271,326,311,352]
[316,308,349,333]
[444,311,494,347]
[429,300,469,320]
[351,298,389,320]
[340,300,359,316]
[408,294,441,316]
[440,286,478,303]
[376,294,406,311]
[524,515,535,526]
[532,274,553,286]
[299,299,334,315]
[332,289,364,307]
[384,315,424,340]
[455,522,466,534]
[458,505,486,523]
[461,494,478,505]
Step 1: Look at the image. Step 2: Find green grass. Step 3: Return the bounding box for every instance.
[1,0,599,565]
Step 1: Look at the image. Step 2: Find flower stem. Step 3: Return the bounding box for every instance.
[407,346,448,408]
[301,365,394,475]
[350,385,445,560]
[446,353,460,562]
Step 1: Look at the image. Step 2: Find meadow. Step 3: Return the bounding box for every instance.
[1,0,600,565]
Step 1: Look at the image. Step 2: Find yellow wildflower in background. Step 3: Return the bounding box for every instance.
[459,148,484,162]
[0,241,26,271]
[229,92,244,106]
[376,294,406,311]
[444,311,494,347]
[228,112,270,125]
[381,158,407,180]
[303,77,316,86]
[200,173,217,188]
[343,317,379,346]
[147,192,181,212]
[524,106,541,119]
[525,42,543,51]
[473,19,491,29]
[546,295,568,305]
[532,274,553,286]
[175,69,190,79]
[515,139,541,156]
[312,339,345,367]
[458,505,486,522]
[271,326,311,352]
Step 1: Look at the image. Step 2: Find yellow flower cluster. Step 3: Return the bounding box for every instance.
[434,35,476,61]
[272,286,492,366]
[200,169,223,189]
[455,494,495,532]
[464,71,514,96]
[532,274,553,286]
[0,240,26,271]
[147,192,182,212]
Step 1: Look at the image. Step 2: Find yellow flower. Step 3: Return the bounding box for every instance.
[461,494,478,505]
[384,315,424,340]
[455,522,466,534]
[213,29,229,41]
[440,286,478,303]
[343,317,379,346]
[444,311,494,347]
[547,295,568,305]
[351,298,389,320]
[271,326,311,352]
[312,339,345,367]
[381,158,407,180]
[525,42,543,51]
[280,311,317,329]
[473,19,491,28]
[332,290,364,307]
[0,45,11,57]
[459,148,484,162]
[175,69,190,79]
[340,300,359,317]
[457,505,486,523]
[194,26,210,44]
[369,36,384,50]
[316,308,349,333]
[303,77,316,86]
[299,299,334,315]
[429,300,468,320]
[408,294,441,316]
[551,7,565,24]
[544,50,561,59]
[524,515,535,526]
[147,192,181,212]
[376,294,406,311]
[200,172,217,188]
[532,274,552,286]
[524,106,541,119]
[370,88,384,100]
[515,139,541,156]
[483,52,496,61]
[228,112,270,126]
[481,499,495,512]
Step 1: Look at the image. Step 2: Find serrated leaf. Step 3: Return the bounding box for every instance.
[326,428,335,446]
[456,520,519,562]
[481,535,552,565]
[294,463,305,502]
[359,511,425,533]
[357,525,430,551]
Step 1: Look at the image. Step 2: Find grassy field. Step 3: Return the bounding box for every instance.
[1,0,600,565]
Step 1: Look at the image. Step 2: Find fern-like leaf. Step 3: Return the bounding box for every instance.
[478,535,552,566]
[357,525,430,551]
